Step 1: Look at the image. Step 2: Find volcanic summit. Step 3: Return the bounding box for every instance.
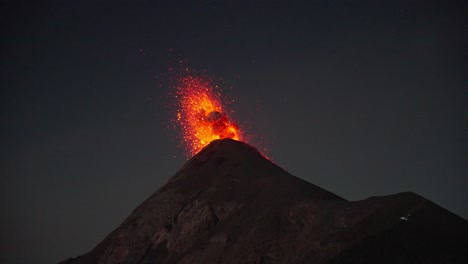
[61,139,468,264]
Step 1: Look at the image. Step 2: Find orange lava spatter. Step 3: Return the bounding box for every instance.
[174,74,242,156]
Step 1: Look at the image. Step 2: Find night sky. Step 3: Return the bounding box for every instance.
[2,1,467,263]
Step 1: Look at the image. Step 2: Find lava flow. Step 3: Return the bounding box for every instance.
[172,73,242,156]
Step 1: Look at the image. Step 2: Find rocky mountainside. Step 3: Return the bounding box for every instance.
[61,139,468,264]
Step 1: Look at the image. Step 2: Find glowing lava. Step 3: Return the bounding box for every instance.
[173,73,242,156]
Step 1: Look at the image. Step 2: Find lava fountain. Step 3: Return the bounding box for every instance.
[172,72,242,156]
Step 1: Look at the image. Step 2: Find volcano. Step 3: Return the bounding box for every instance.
[61,139,468,264]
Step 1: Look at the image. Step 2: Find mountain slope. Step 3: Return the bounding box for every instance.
[61,139,468,264]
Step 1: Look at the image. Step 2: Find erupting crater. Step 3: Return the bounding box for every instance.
[172,72,242,156]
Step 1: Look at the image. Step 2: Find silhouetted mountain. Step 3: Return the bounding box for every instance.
[61,139,468,264]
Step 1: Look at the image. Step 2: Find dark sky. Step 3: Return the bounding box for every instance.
[1,1,467,263]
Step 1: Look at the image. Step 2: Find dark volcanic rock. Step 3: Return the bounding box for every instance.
[61,139,468,264]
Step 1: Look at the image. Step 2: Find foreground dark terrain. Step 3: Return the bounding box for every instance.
[61,139,468,264]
